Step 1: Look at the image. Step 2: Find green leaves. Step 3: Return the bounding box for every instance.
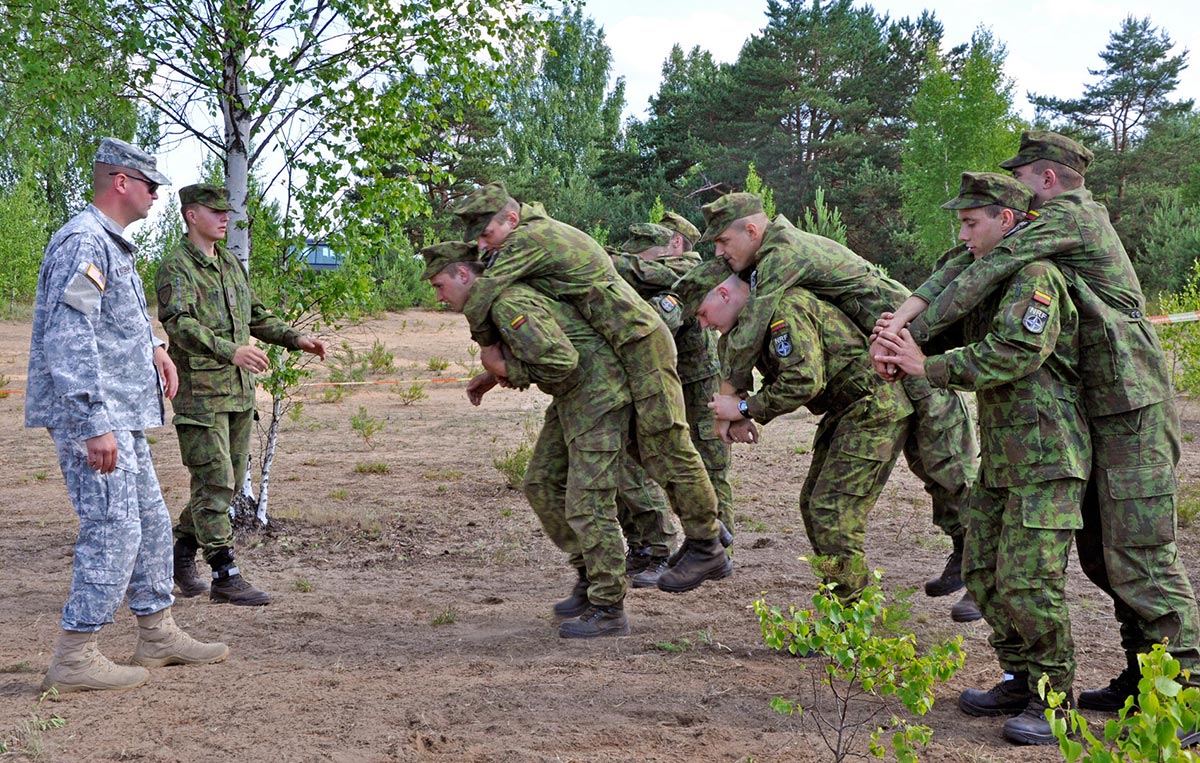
[753,569,964,762]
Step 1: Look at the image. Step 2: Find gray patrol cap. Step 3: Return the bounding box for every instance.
[93,137,171,186]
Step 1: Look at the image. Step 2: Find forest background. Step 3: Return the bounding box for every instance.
[1,0,1199,333]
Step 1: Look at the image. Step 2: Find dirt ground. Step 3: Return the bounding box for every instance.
[2,309,1198,762]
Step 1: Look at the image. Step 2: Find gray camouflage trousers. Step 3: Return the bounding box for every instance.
[49,428,174,631]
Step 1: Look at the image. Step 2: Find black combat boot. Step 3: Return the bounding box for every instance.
[552,567,589,619]
[173,536,209,598]
[1078,652,1140,712]
[959,672,1031,717]
[950,591,982,623]
[558,601,630,639]
[666,520,733,568]
[625,547,654,576]
[656,537,733,593]
[925,533,964,597]
[1003,693,1072,746]
[208,548,271,606]
[629,557,670,588]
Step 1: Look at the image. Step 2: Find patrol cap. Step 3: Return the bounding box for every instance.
[179,183,234,211]
[420,241,479,280]
[453,182,515,242]
[699,193,764,244]
[660,211,700,244]
[620,222,674,253]
[999,130,1094,175]
[941,172,1033,212]
[672,256,734,316]
[93,137,171,186]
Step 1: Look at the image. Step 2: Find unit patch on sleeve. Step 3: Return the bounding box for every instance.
[62,261,106,314]
[657,295,678,313]
[770,318,792,358]
[1022,305,1049,334]
[510,314,527,331]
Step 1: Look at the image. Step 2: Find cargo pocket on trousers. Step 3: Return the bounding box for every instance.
[1101,464,1177,546]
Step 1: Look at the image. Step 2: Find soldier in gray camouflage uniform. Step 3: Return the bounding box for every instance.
[879,132,1200,712]
[876,172,1089,746]
[27,138,228,695]
[424,242,633,638]
[156,183,326,606]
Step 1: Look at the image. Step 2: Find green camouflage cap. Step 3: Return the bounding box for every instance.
[179,183,234,211]
[453,182,515,242]
[94,136,171,186]
[420,241,479,280]
[699,193,764,243]
[941,172,1033,212]
[660,211,700,244]
[999,130,1094,174]
[672,256,734,316]
[620,222,674,253]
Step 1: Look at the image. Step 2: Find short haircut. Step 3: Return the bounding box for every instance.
[1029,158,1084,190]
[439,260,485,278]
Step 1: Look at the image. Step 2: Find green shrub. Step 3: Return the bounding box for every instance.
[753,569,964,763]
[1043,642,1200,762]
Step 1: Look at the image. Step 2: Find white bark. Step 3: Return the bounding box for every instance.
[256,393,284,524]
[221,38,252,273]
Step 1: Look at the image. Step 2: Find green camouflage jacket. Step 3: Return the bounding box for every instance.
[741,286,912,424]
[488,283,629,443]
[723,215,909,391]
[910,189,1169,417]
[156,238,301,417]
[612,251,720,384]
[463,203,662,351]
[925,260,1090,490]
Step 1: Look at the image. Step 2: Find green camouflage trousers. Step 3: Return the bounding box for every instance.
[625,325,720,540]
[617,373,731,553]
[684,374,734,532]
[174,408,254,562]
[965,479,1084,696]
[801,386,910,601]
[523,404,630,606]
[1077,401,1200,665]
[901,376,978,539]
[616,457,677,557]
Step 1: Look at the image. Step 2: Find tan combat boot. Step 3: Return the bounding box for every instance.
[42,630,150,694]
[131,608,230,668]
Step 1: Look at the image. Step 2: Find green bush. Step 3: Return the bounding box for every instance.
[753,569,964,763]
[1043,642,1200,762]
[1156,258,1200,401]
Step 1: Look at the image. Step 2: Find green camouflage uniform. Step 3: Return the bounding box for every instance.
[487,284,632,607]
[461,202,720,540]
[720,213,978,543]
[907,190,1200,666]
[738,286,912,601]
[924,258,1090,697]
[156,237,302,560]
[611,250,734,535]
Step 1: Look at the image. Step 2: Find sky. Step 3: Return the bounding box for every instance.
[148,0,1197,231]
[591,0,1200,122]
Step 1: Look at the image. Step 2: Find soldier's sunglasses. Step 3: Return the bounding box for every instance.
[108,171,160,194]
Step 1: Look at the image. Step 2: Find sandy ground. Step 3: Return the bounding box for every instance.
[1,309,1198,762]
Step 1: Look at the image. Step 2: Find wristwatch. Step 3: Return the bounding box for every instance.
[737,399,751,419]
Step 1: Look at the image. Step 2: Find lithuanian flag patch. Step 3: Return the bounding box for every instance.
[770,319,787,333]
[510,315,527,330]
[1032,290,1053,306]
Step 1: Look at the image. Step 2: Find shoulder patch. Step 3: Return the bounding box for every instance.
[1022,305,1049,334]
[658,295,678,313]
[1031,289,1053,306]
[510,314,527,330]
[62,261,105,314]
[85,263,106,291]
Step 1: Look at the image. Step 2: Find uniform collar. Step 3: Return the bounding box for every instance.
[85,204,137,254]
[179,236,227,268]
